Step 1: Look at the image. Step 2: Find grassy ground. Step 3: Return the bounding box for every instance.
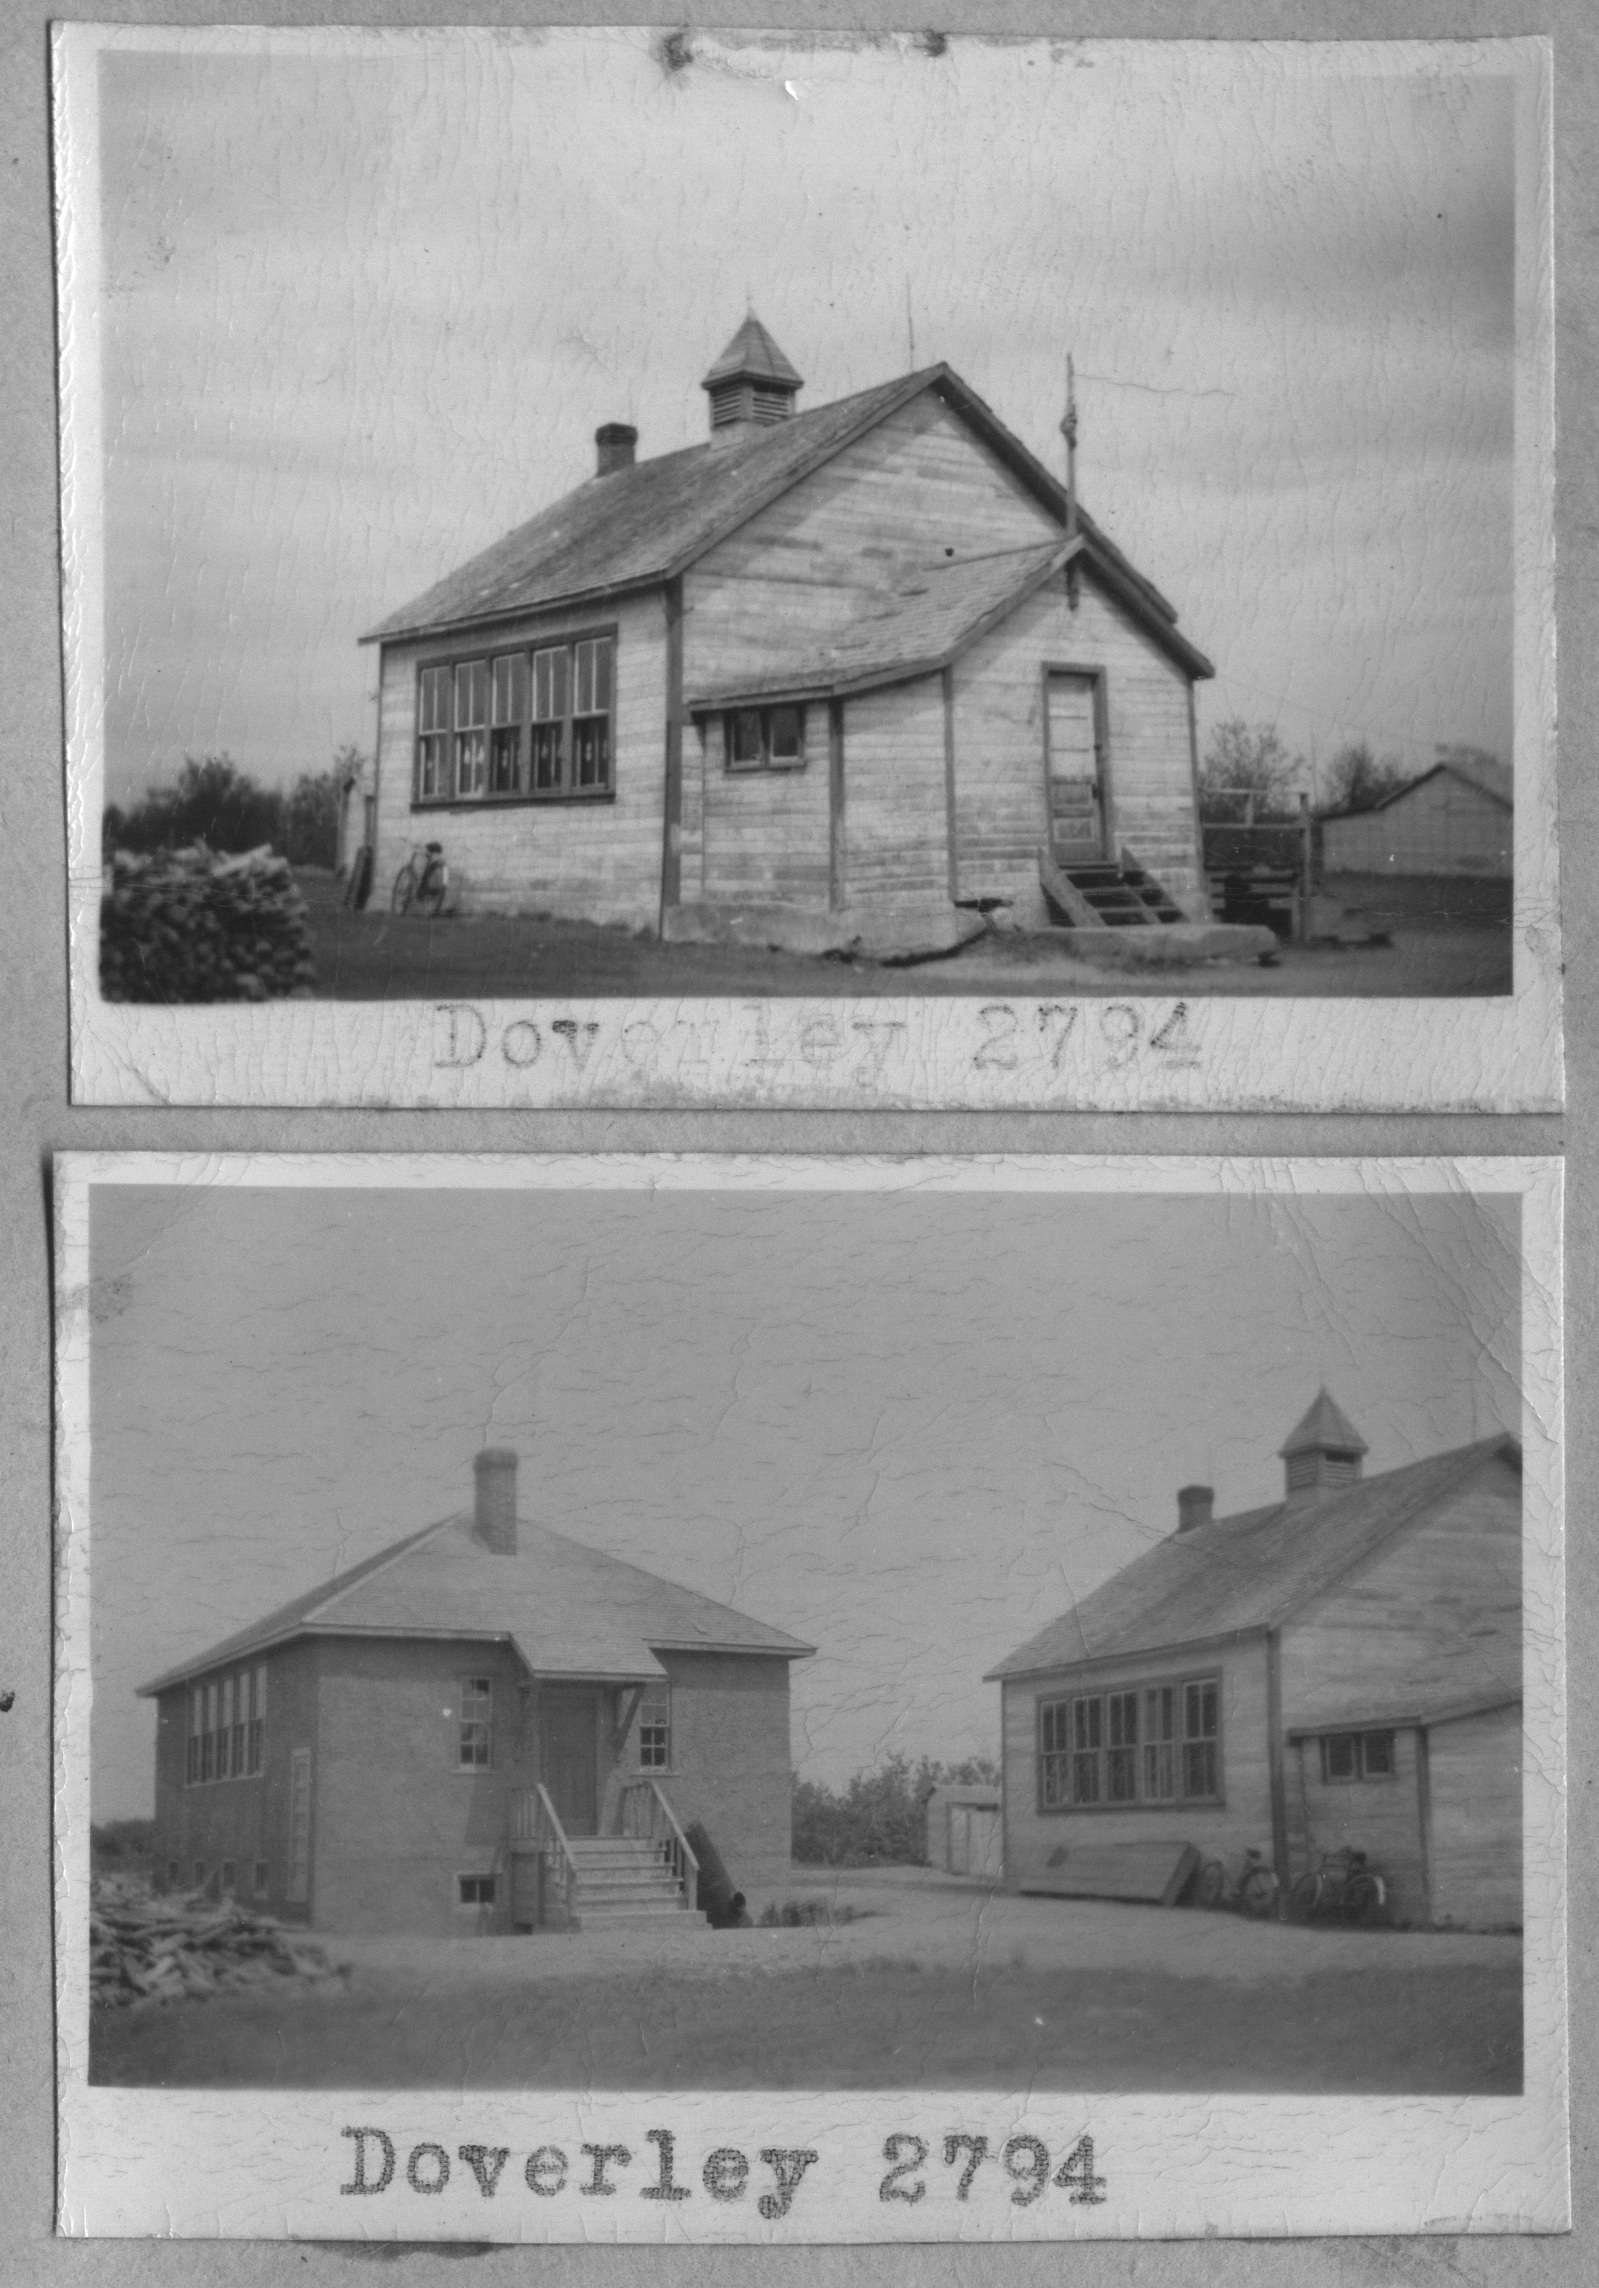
[89,1867,1521,2094]
[303,874,1512,1001]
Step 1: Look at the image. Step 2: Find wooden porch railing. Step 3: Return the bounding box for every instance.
[617,1777,699,1911]
[511,1784,580,1927]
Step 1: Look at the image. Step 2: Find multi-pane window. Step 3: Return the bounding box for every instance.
[185,1663,267,1786]
[638,1688,671,1770]
[458,1677,493,1768]
[415,636,615,803]
[1319,1729,1396,1783]
[458,1875,497,1905]
[1039,1674,1223,1810]
[724,703,806,772]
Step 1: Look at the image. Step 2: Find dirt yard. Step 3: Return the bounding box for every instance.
[89,1865,1521,2095]
[301,874,1511,1001]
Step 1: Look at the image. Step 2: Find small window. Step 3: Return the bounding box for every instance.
[192,1860,206,1891]
[418,666,451,799]
[454,659,490,797]
[202,1682,217,1783]
[1142,1685,1176,1801]
[166,1859,180,1891]
[253,1860,269,1897]
[247,1663,265,1775]
[458,1875,497,1906]
[1183,1679,1220,1800]
[724,704,807,772]
[490,651,527,794]
[187,1688,202,1785]
[1319,1729,1397,1783]
[220,1860,236,1895]
[638,1688,671,1770]
[458,1677,493,1768]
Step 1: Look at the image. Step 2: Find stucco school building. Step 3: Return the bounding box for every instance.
[139,1450,812,1935]
[987,1394,1522,1930]
[360,315,1218,951]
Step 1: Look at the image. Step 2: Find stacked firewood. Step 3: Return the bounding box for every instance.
[100,844,317,1002]
[90,1878,343,2009]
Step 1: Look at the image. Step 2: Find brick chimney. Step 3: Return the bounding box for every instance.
[1176,1484,1214,1535]
[473,1449,518,1555]
[594,423,637,477]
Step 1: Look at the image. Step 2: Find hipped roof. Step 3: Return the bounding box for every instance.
[139,1512,814,1696]
[1279,1387,1369,1458]
[361,365,1213,680]
[984,1434,1519,1681]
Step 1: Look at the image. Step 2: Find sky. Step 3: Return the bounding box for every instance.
[90,29,1517,809]
[86,1175,1521,1820]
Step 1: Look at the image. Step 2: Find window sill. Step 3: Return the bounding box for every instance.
[411,791,616,812]
[725,763,808,777]
[1036,1796,1226,1816]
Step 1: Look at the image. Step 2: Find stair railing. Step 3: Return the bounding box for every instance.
[617,1776,699,1911]
[518,1784,579,1928]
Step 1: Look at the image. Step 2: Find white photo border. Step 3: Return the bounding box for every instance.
[54,26,1561,1113]
[53,1151,1568,2241]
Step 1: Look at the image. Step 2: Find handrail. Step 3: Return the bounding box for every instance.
[532,1784,580,1928]
[617,1775,699,1910]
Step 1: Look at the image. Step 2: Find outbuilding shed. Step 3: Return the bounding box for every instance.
[986,1393,1521,1930]
[1320,754,1512,880]
[361,314,1218,950]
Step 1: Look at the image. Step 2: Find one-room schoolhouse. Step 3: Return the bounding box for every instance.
[361,315,1218,950]
[139,1449,813,1935]
[986,1393,1522,1930]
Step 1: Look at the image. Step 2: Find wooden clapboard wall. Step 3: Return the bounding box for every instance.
[841,676,951,907]
[1426,1704,1522,1929]
[1287,1726,1431,1925]
[698,724,832,907]
[683,392,1056,689]
[371,591,669,926]
[1276,1453,1522,1732]
[998,1640,1276,1896]
[952,570,1202,916]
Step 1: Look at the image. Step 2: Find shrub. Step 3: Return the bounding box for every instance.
[792,1753,1000,1867]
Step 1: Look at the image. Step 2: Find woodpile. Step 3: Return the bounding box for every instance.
[90,1878,344,2009]
[100,844,317,1002]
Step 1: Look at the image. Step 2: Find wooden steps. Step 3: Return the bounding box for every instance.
[1059,859,1187,928]
[562,1837,695,1930]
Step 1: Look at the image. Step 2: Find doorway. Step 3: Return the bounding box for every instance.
[541,1690,600,1836]
[1043,670,1107,866]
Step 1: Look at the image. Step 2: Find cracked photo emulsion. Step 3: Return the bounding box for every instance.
[53,1153,1567,2241]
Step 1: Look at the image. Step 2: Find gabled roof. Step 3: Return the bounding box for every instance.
[1320,754,1512,824]
[1280,1387,1368,1458]
[361,363,1213,679]
[686,539,1077,709]
[984,1433,1519,1682]
[138,1512,814,1696]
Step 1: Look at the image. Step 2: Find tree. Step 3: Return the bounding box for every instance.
[1199,720,1302,821]
[791,1752,1001,1866]
[282,767,342,868]
[1323,740,1409,815]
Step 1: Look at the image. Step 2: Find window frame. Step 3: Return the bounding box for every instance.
[184,1662,268,1787]
[722,702,808,774]
[637,1686,672,1772]
[457,1675,494,1770]
[1037,1670,1225,1814]
[1318,1728,1398,1784]
[457,1873,498,1907]
[412,627,618,810]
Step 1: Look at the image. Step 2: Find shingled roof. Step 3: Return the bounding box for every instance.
[361,363,1213,679]
[984,1433,1519,1681]
[138,1510,814,1695]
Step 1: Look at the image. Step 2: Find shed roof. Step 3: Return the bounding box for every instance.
[361,364,1213,678]
[686,539,1077,709]
[984,1433,1519,1681]
[138,1511,814,1696]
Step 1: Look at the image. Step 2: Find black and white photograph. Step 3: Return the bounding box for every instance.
[54,1153,1567,2241]
[55,26,1559,1111]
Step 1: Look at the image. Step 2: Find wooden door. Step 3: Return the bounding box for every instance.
[542,1691,599,1836]
[287,1747,312,1905]
[1044,672,1105,865]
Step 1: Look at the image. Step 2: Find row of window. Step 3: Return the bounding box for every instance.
[1038,1678,1220,1810]
[187,1666,267,1785]
[409,638,815,808]
[415,638,615,804]
[454,1679,672,1771]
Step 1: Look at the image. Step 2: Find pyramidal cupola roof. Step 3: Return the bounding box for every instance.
[701,313,804,392]
[1279,1388,1369,1459]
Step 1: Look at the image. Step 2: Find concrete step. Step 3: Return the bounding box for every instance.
[575,1876,684,1903]
[576,1904,700,1930]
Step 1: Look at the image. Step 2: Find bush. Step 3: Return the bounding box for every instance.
[792,1753,1000,1867]
[104,752,354,871]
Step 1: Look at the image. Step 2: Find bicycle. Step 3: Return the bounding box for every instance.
[1288,1847,1388,1927]
[391,841,449,916]
[1194,1845,1279,1918]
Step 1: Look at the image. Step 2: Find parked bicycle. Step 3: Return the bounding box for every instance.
[1194,1845,1279,1918]
[391,841,449,916]
[1288,1847,1388,1927]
